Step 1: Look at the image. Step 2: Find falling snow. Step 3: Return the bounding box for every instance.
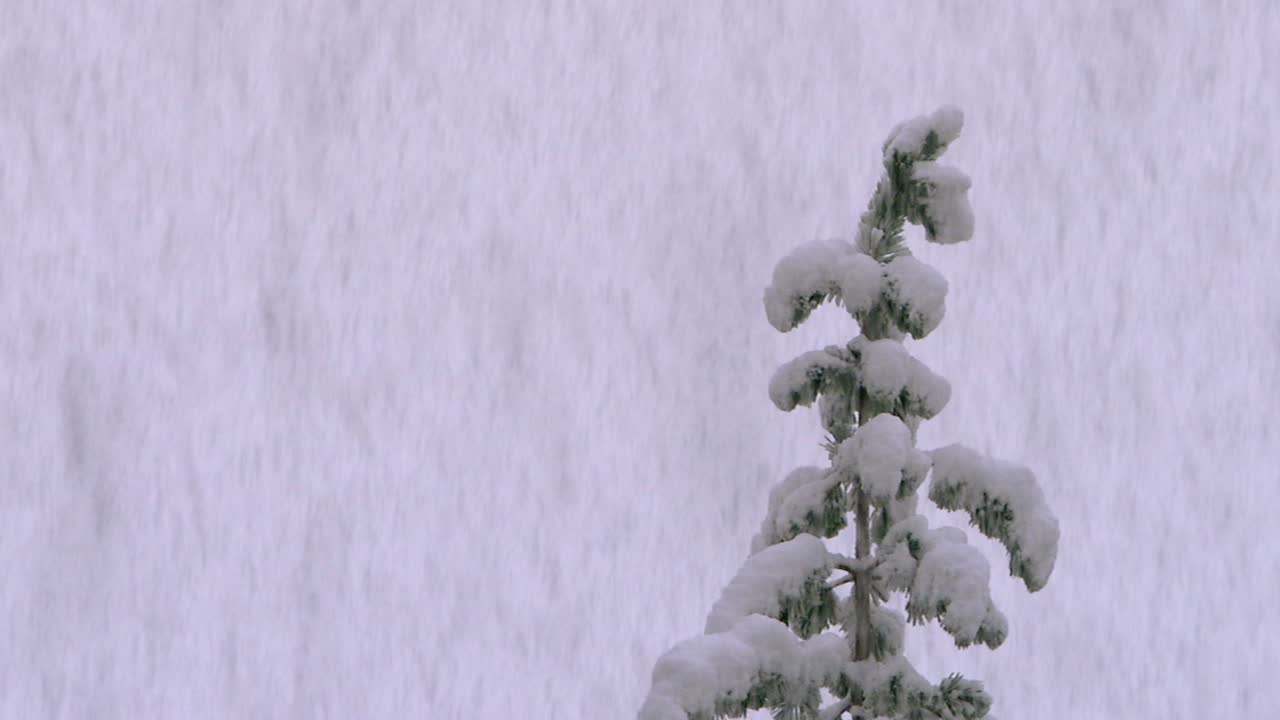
[1,2,1278,719]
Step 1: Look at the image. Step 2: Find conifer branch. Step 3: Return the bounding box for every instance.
[826,573,855,591]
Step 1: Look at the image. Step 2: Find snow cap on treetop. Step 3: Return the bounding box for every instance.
[883,105,965,160]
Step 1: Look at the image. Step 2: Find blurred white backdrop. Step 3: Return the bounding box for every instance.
[2,1,1277,718]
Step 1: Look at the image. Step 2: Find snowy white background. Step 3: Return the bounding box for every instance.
[2,1,1277,718]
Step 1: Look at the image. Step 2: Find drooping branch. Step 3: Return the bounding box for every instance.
[929,443,1060,592]
[826,573,855,591]
[705,534,834,635]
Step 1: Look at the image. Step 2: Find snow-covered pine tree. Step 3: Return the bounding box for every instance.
[637,107,1060,720]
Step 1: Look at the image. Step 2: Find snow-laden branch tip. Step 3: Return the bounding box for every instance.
[875,515,1008,649]
[762,239,850,332]
[883,254,948,339]
[763,235,955,339]
[762,238,898,335]
[706,534,834,635]
[770,338,951,421]
[909,540,995,647]
[848,337,952,418]
[768,347,853,412]
[750,467,846,554]
[638,615,847,720]
[843,654,993,720]
[928,444,1060,592]
[911,162,975,245]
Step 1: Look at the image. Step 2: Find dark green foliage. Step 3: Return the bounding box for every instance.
[778,577,839,639]
[971,493,1016,540]
[931,482,1046,592]
[784,481,849,545]
[784,292,835,335]
[905,595,947,629]
[819,387,857,442]
[885,296,933,341]
[709,674,821,720]
[774,347,856,412]
[842,340,948,422]
[972,612,1008,651]
[935,674,993,720]
[758,476,849,551]
[882,127,949,164]
[867,606,905,660]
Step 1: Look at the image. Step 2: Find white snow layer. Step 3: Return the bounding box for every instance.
[873,514,931,593]
[705,534,833,634]
[835,252,884,318]
[638,615,847,720]
[818,389,856,437]
[871,537,917,595]
[750,467,841,554]
[762,239,890,333]
[883,105,965,160]
[763,235,951,336]
[768,348,851,412]
[903,447,933,490]
[867,605,907,657]
[873,514,1006,648]
[875,488,923,547]
[847,337,951,418]
[901,350,952,418]
[883,254,948,338]
[843,654,935,717]
[768,335,952,423]
[773,479,836,539]
[980,604,1010,649]
[835,413,912,501]
[909,539,992,646]
[912,161,975,245]
[763,239,850,332]
[853,338,909,401]
[928,444,1060,592]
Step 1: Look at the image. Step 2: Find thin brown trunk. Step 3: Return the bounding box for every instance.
[851,393,876,661]
[852,484,873,660]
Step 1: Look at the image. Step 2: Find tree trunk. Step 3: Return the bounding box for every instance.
[851,394,876,661]
[852,484,873,660]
